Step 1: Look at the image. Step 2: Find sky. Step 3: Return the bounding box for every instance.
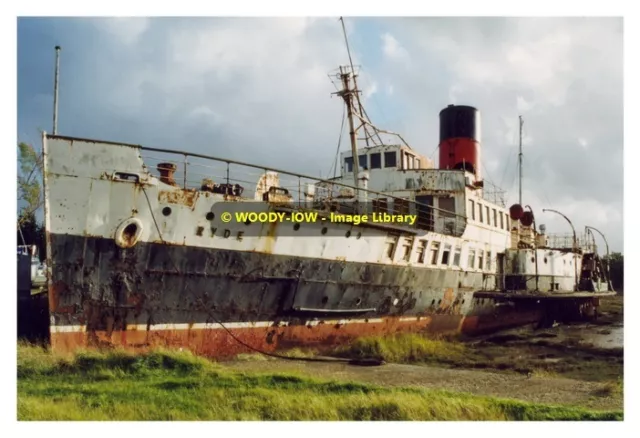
[16,17,624,252]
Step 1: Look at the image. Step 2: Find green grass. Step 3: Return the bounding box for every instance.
[17,344,622,421]
[332,333,466,364]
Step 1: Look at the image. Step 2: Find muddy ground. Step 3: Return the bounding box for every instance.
[225,295,624,411]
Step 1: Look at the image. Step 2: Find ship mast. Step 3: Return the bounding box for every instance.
[518,115,524,205]
[337,67,360,189]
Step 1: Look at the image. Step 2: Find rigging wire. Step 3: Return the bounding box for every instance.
[141,186,383,366]
[327,104,347,179]
[357,65,392,131]
[499,148,515,191]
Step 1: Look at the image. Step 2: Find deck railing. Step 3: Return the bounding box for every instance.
[135,144,468,237]
[546,233,597,253]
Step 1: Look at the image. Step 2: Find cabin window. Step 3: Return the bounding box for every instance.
[393,198,410,215]
[506,216,510,230]
[409,153,415,169]
[486,206,491,225]
[430,242,441,265]
[468,249,476,269]
[453,245,462,266]
[500,212,504,229]
[359,154,368,170]
[486,251,492,271]
[441,244,452,265]
[384,151,397,168]
[373,198,388,213]
[417,240,428,263]
[385,234,399,259]
[469,200,475,220]
[415,159,421,169]
[402,237,414,261]
[478,204,484,223]
[345,156,353,172]
[370,153,381,169]
[493,209,497,228]
[478,250,484,270]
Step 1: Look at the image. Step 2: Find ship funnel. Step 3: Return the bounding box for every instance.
[438,105,481,179]
[158,162,177,186]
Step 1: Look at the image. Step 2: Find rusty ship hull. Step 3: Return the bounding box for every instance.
[47,234,550,357]
[41,134,609,358]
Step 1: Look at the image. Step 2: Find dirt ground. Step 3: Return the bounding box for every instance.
[224,295,624,411]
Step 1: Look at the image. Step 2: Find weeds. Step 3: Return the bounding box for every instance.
[17,344,621,420]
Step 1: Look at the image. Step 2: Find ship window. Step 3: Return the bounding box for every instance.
[453,245,462,266]
[486,251,492,271]
[385,234,399,259]
[345,156,353,172]
[359,154,368,170]
[506,216,510,230]
[441,244,452,265]
[500,212,504,229]
[373,198,388,213]
[486,206,491,225]
[415,159,421,169]
[469,200,475,220]
[478,250,484,270]
[370,153,381,169]
[417,240,428,263]
[468,249,476,269]
[402,237,414,261]
[493,209,497,228]
[384,151,397,168]
[478,204,484,223]
[430,242,441,265]
[393,198,410,215]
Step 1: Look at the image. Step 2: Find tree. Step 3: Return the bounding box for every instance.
[18,142,43,224]
[17,141,45,259]
[604,252,624,293]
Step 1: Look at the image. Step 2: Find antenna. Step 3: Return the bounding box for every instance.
[52,45,61,135]
[518,115,523,205]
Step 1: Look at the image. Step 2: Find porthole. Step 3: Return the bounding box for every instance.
[345,231,351,238]
[293,223,301,231]
[205,212,214,221]
[356,232,362,239]
[245,219,252,225]
[321,296,329,304]
[544,258,548,264]
[114,217,144,249]
[162,207,172,216]
[321,227,328,235]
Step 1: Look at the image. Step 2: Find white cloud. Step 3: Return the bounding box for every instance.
[381,32,409,64]
[364,82,378,98]
[516,96,534,113]
[449,85,462,103]
[94,17,150,45]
